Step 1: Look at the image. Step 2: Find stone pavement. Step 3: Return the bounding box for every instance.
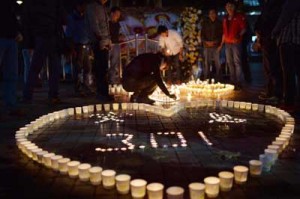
[0,63,299,199]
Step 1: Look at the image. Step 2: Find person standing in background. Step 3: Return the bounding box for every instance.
[86,0,113,102]
[66,0,92,96]
[157,25,184,84]
[255,0,285,103]
[109,6,122,84]
[23,0,64,104]
[201,8,223,81]
[272,0,300,109]
[218,0,246,90]
[0,0,23,114]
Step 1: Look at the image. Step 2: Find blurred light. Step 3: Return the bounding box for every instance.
[16,0,23,5]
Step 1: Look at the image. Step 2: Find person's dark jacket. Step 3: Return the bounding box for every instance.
[122,53,170,96]
[23,0,64,47]
[272,0,300,37]
[201,17,223,47]
[0,0,19,39]
[254,0,285,41]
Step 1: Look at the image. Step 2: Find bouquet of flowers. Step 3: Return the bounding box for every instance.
[180,7,202,82]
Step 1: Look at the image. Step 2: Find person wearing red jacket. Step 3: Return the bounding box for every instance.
[218,0,246,90]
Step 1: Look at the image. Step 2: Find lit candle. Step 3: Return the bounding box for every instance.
[115,174,131,194]
[50,155,63,171]
[67,161,80,178]
[218,171,234,192]
[78,163,92,182]
[102,170,116,189]
[233,166,249,184]
[204,177,220,198]
[249,160,262,176]
[166,186,184,199]
[89,167,103,185]
[189,183,205,199]
[130,179,148,199]
[147,183,164,199]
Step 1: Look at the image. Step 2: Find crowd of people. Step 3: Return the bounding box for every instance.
[0,0,299,115]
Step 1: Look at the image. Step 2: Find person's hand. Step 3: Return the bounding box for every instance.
[169,94,177,100]
[15,33,23,42]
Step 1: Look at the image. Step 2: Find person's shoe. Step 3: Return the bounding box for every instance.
[136,96,155,105]
[97,95,114,103]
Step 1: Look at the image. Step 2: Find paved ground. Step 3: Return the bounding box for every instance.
[0,63,300,199]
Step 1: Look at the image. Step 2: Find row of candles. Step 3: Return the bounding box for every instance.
[209,112,247,124]
[15,101,294,198]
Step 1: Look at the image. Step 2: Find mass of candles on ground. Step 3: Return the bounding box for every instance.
[179,79,235,98]
[208,112,247,124]
[95,133,135,152]
[90,111,129,124]
[15,101,295,199]
[150,132,188,148]
[149,85,181,103]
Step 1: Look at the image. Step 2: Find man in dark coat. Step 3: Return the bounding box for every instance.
[22,0,64,104]
[122,53,176,104]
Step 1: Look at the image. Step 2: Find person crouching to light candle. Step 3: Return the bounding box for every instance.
[122,53,177,105]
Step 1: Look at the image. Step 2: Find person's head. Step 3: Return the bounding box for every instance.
[75,0,87,14]
[208,8,218,21]
[111,6,121,22]
[157,25,168,37]
[225,0,237,16]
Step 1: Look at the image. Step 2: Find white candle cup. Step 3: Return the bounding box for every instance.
[83,106,89,114]
[239,102,246,109]
[36,151,48,163]
[89,166,103,185]
[96,104,102,111]
[31,148,43,161]
[249,160,262,176]
[67,161,80,178]
[130,179,147,199]
[264,149,278,164]
[26,145,38,158]
[276,137,288,148]
[233,166,249,184]
[58,158,70,174]
[204,177,220,198]
[78,163,91,182]
[112,103,119,111]
[67,108,74,116]
[75,107,82,115]
[221,100,228,107]
[252,103,259,111]
[50,155,63,171]
[218,171,234,192]
[133,103,139,110]
[147,183,164,199]
[121,103,128,110]
[234,101,240,109]
[259,154,271,172]
[102,169,116,189]
[115,174,131,194]
[189,182,205,199]
[272,141,284,152]
[88,105,94,113]
[42,153,55,168]
[267,145,280,153]
[104,104,111,112]
[227,101,234,108]
[166,186,184,199]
